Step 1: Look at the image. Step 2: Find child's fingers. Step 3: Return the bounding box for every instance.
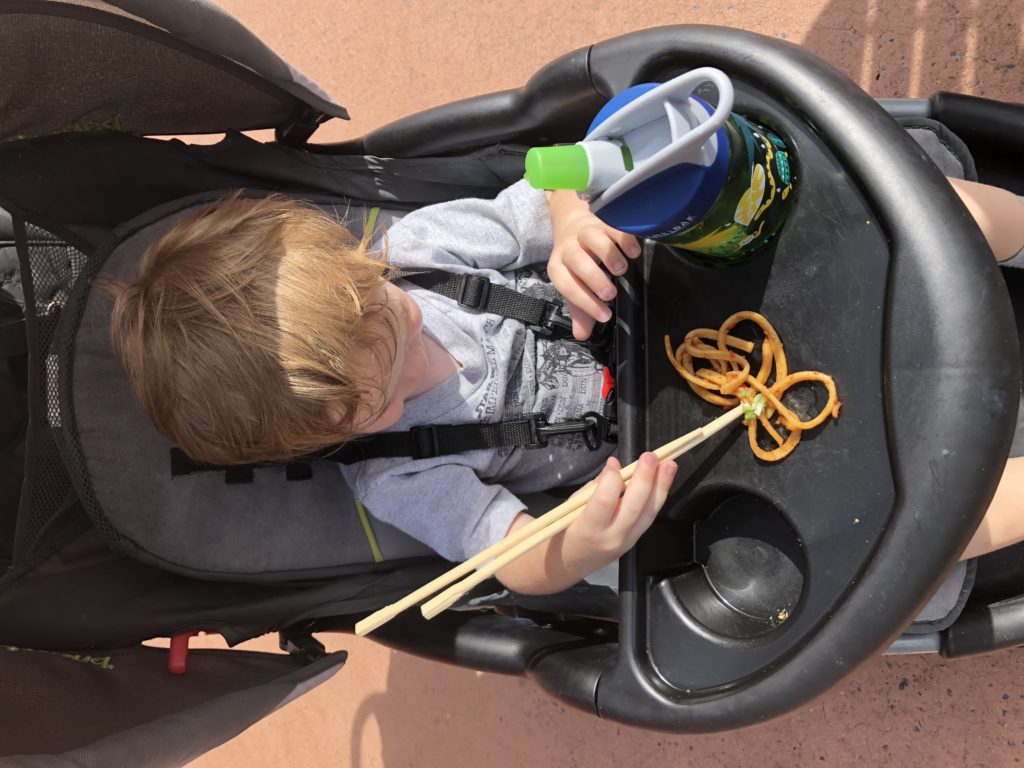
[580,227,642,276]
[580,456,625,529]
[579,227,631,278]
[568,455,620,498]
[566,300,597,341]
[548,260,612,326]
[608,229,642,260]
[562,240,618,301]
[607,452,659,536]
[623,459,677,543]
[567,455,617,501]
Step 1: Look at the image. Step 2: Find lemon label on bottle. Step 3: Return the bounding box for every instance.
[734,163,766,226]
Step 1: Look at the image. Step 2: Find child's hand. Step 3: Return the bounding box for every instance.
[494,452,676,595]
[562,453,677,576]
[546,190,641,341]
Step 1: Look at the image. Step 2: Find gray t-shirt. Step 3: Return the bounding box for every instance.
[338,181,615,561]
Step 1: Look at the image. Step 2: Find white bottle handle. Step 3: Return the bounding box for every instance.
[587,68,735,214]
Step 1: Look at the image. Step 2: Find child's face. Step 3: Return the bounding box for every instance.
[328,282,427,435]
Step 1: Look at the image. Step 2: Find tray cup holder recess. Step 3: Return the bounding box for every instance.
[666,491,808,640]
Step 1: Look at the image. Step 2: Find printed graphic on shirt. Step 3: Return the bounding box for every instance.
[514,266,560,305]
[503,330,527,417]
[473,320,502,424]
[515,268,604,451]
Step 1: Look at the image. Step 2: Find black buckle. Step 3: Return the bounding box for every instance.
[456,274,491,311]
[580,411,613,450]
[411,425,440,459]
[526,411,612,451]
[279,628,327,664]
[535,302,574,339]
[588,318,613,348]
[275,107,332,147]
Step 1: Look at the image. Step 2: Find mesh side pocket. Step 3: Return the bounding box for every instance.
[13,219,95,565]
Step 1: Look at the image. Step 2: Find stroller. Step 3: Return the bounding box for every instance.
[2,1,1024,763]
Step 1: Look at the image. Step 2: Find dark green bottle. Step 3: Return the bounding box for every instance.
[524,69,796,266]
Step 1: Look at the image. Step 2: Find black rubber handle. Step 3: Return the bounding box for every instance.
[930,92,1024,159]
[943,597,1024,657]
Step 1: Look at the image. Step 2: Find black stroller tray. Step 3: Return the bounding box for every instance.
[624,77,894,689]
[603,27,1018,729]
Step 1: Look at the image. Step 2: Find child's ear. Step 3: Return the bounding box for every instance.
[325,403,345,427]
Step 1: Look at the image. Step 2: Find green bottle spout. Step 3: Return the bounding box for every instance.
[524,145,590,191]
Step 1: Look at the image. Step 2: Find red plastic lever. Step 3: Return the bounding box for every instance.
[168,631,199,675]
[601,366,616,400]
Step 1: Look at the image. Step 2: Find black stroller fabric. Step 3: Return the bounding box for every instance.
[0,293,25,569]
[0,644,347,766]
[0,131,526,247]
[8,218,93,572]
[0,0,348,144]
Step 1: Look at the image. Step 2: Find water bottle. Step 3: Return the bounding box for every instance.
[524,68,795,264]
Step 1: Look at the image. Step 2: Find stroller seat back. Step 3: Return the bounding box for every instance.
[72,196,436,580]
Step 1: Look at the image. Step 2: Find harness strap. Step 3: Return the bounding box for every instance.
[398,269,615,365]
[169,410,616,481]
[319,410,614,463]
[398,271,576,339]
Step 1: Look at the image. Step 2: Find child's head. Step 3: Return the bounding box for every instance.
[107,193,400,464]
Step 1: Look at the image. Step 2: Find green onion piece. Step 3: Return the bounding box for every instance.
[753,393,767,417]
[743,393,767,422]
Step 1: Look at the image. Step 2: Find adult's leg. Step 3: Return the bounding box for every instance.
[944,179,1024,558]
[962,456,1024,560]
[948,177,1024,263]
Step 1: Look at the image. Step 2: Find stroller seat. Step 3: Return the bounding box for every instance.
[69,192,613,622]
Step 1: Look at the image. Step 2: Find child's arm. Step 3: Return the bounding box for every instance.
[961,456,1024,560]
[545,190,642,341]
[495,453,676,595]
[382,181,561,275]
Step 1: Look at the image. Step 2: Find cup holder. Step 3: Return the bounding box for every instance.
[666,491,807,640]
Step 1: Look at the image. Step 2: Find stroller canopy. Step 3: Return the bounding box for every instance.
[0,0,349,143]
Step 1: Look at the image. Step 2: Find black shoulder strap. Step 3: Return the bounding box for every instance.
[398,271,574,339]
[316,411,613,463]
[170,411,614,481]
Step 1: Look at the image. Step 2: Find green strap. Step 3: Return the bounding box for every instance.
[354,499,384,563]
[365,207,381,241]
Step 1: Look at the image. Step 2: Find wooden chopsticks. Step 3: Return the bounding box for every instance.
[354,404,744,636]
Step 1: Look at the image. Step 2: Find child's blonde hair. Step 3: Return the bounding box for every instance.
[107,193,395,464]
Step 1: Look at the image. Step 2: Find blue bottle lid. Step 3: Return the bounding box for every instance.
[586,86,731,237]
